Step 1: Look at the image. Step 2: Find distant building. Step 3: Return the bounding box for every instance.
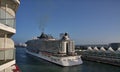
[109,43,120,50]
[15,43,27,48]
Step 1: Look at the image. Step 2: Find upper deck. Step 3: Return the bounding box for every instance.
[26,33,76,56]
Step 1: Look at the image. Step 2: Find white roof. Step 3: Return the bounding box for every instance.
[106,47,115,53]
[87,47,93,51]
[100,47,106,52]
[115,48,120,54]
[117,47,120,51]
[93,47,99,52]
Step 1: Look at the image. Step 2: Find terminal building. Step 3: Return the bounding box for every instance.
[109,43,120,50]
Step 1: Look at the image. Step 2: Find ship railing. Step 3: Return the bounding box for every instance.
[0,48,15,65]
[0,18,16,29]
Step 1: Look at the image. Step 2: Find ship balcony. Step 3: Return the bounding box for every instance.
[0,49,15,72]
[0,38,15,68]
[0,18,16,36]
[0,48,15,66]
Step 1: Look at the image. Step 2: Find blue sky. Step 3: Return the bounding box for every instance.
[13,0,120,45]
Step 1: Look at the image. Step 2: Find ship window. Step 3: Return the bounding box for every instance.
[63,59,66,61]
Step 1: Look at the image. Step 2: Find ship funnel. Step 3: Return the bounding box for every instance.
[61,33,70,40]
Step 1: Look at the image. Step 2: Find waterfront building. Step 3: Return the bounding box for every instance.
[0,0,20,72]
[106,47,115,53]
[93,47,99,52]
[109,43,120,49]
[116,48,120,54]
[99,47,106,52]
[79,46,120,66]
[87,47,93,52]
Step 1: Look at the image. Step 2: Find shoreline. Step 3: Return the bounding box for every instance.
[81,55,120,66]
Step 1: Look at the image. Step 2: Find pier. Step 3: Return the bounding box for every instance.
[76,45,120,66]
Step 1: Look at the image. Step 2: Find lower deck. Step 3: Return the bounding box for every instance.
[26,50,83,66]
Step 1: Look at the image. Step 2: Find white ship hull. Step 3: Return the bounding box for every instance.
[26,50,83,66]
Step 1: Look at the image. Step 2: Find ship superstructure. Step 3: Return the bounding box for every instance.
[26,32,83,66]
[0,0,20,72]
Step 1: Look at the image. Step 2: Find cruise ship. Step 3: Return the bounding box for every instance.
[26,32,83,66]
[0,0,20,72]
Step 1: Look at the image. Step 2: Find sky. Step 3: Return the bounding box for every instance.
[13,0,120,45]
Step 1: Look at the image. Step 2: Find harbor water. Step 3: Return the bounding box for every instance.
[16,47,120,72]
